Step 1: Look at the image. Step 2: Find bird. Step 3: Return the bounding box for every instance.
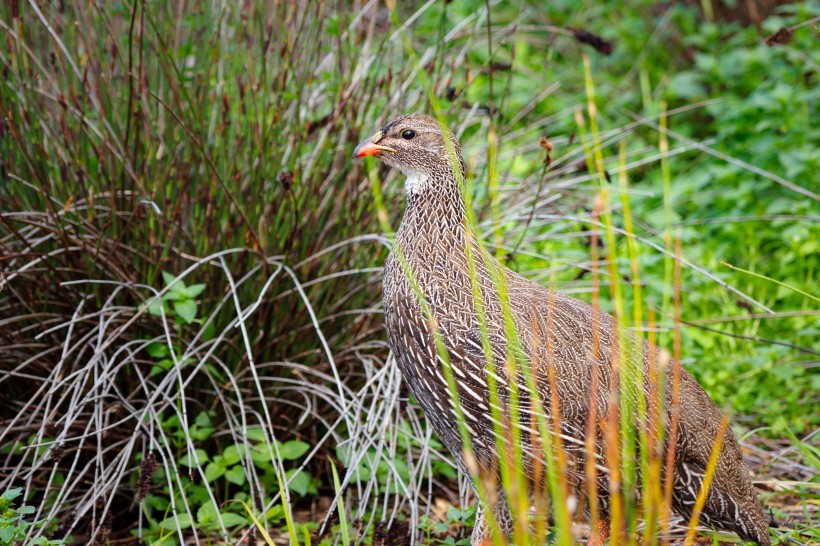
[353,114,770,546]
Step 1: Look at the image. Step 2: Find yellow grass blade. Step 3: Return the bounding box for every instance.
[683,418,730,546]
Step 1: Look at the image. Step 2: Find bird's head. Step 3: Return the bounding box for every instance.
[353,114,464,194]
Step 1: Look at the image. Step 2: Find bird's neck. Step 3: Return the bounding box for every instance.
[392,169,498,309]
[396,172,469,253]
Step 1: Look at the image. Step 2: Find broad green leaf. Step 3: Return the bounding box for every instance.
[150,366,163,377]
[191,425,214,441]
[184,284,206,298]
[143,494,169,511]
[186,483,210,506]
[245,427,267,442]
[219,512,248,527]
[194,412,212,430]
[204,462,225,482]
[159,513,192,531]
[225,465,246,486]
[174,300,197,324]
[178,449,209,467]
[279,440,309,460]
[197,501,217,525]
[250,444,272,466]
[146,343,169,359]
[157,359,174,370]
[162,271,187,294]
[146,298,166,316]
[223,443,244,466]
[284,468,310,496]
[2,487,22,501]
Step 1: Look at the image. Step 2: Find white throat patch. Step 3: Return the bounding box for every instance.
[404,171,431,195]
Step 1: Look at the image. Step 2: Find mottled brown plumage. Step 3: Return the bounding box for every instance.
[354,114,769,545]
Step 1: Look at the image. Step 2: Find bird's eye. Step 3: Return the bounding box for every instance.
[401,129,416,140]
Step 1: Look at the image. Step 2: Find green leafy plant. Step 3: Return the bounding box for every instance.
[137,421,316,545]
[142,272,207,325]
[422,505,477,545]
[0,488,65,545]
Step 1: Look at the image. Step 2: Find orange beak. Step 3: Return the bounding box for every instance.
[353,140,396,158]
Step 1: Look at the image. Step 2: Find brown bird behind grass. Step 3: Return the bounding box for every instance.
[353,114,770,546]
